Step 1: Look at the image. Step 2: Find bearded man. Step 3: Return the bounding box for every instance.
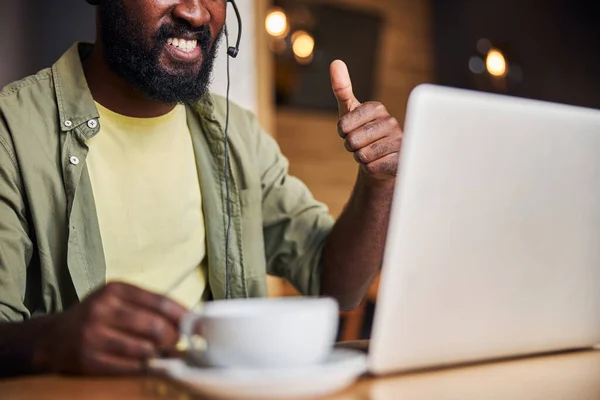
[0,0,403,376]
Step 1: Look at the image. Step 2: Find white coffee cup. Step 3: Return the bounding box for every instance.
[180,297,339,369]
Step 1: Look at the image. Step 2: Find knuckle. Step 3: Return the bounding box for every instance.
[344,139,354,152]
[103,282,117,294]
[87,301,108,323]
[388,116,400,130]
[353,151,363,164]
[157,295,175,317]
[345,135,361,152]
[85,297,120,327]
[338,118,351,136]
[105,282,123,296]
[150,319,167,341]
[375,102,387,115]
[356,149,369,163]
[157,320,179,346]
[394,134,403,149]
[140,341,157,357]
[97,285,118,305]
[369,101,387,116]
[364,101,378,110]
[337,119,343,134]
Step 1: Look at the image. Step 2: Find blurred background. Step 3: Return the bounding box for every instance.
[1,0,599,340]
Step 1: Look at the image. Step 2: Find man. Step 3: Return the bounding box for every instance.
[0,0,402,376]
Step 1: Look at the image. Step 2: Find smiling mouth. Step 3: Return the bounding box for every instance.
[167,37,198,52]
[163,37,203,64]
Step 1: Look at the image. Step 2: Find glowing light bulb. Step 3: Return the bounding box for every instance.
[292,31,315,59]
[486,49,507,77]
[265,9,288,37]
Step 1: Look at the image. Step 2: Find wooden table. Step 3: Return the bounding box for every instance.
[2,349,600,400]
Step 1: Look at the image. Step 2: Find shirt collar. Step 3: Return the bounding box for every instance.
[51,42,217,132]
[52,42,99,132]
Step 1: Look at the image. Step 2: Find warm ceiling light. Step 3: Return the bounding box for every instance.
[292,31,315,59]
[486,49,507,77]
[265,9,288,37]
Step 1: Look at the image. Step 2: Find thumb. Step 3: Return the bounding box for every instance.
[330,60,361,117]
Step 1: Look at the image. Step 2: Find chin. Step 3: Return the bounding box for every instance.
[161,63,204,78]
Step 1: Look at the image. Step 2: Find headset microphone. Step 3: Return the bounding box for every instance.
[227,0,242,58]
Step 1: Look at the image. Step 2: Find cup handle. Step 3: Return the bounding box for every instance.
[180,310,204,353]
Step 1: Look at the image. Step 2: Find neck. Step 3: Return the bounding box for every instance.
[82,42,176,118]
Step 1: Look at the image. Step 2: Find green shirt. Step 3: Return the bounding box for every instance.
[0,43,334,322]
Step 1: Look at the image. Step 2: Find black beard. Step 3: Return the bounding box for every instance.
[99,0,223,104]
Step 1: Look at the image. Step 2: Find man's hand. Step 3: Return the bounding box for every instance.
[320,60,400,310]
[36,282,187,375]
[330,60,403,183]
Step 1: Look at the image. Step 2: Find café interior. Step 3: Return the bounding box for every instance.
[1,0,600,398]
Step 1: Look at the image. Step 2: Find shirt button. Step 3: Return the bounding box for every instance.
[87,119,98,129]
[64,120,73,128]
[69,156,80,165]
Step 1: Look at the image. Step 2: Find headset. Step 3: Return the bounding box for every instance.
[86,0,241,300]
[225,0,242,59]
[223,0,240,300]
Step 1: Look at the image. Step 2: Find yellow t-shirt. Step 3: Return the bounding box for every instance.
[86,102,207,309]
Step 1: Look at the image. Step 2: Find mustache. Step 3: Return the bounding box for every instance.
[155,23,213,50]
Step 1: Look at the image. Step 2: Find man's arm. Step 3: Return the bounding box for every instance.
[249,61,400,308]
[0,282,187,377]
[321,174,394,310]
[320,61,403,310]
[256,126,335,298]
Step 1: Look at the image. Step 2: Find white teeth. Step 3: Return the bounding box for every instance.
[168,38,197,52]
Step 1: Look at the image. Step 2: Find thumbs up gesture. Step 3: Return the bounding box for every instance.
[330,60,403,182]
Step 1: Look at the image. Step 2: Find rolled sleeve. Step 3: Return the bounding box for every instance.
[257,128,335,296]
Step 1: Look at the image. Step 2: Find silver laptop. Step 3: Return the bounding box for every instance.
[367,84,600,375]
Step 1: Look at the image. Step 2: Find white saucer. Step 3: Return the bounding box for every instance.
[149,348,367,399]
